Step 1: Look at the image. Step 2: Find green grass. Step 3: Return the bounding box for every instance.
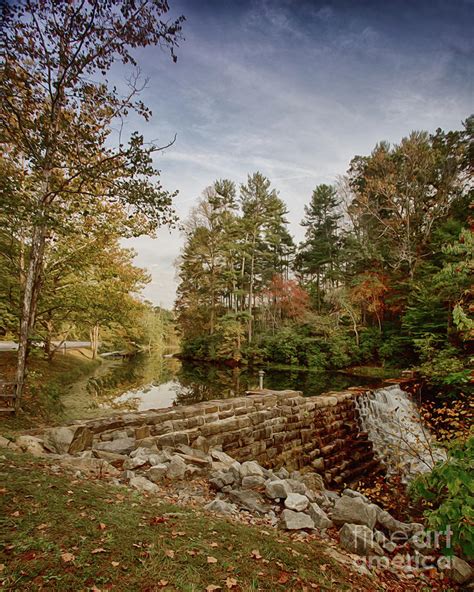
[0,450,377,592]
[0,351,101,434]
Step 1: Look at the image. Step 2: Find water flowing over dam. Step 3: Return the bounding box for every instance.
[355,384,445,481]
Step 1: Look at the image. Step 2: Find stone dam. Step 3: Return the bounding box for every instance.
[63,386,391,487]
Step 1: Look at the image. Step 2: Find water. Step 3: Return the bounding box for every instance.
[355,385,446,481]
[86,353,386,412]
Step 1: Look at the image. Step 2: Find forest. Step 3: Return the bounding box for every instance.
[176,119,473,397]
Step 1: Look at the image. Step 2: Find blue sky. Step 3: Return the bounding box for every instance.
[122,0,473,308]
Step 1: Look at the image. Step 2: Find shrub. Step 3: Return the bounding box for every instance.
[410,436,474,558]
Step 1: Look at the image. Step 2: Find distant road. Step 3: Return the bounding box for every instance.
[0,341,92,352]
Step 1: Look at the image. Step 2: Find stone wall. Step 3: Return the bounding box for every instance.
[74,389,378,487]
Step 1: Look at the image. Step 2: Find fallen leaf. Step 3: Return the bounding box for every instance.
[11,511,20,517]
[206,586,222,592]
[61,552,75,563]
[0,564,5,572]
[111,561,120,568]
[91,548,107,554]
[99,523,107,530]
[226,577,238,589]
[158,580,169,587]
[251,549,262,560]
[207,556,218,564]
[278,571,290,584]
[165,549,175,559]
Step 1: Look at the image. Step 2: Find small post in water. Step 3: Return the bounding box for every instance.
[258,370,265,390]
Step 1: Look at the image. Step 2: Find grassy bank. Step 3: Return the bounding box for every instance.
[0,450,379,592]
[0,350,102,434]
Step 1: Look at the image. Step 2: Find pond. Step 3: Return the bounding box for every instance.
[85,354,391,413]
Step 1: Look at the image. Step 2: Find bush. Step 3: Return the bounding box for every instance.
[410,436,474,558]
[415,338,471,395]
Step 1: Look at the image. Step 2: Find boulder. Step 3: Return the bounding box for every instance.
[299,472,325,492]
[438,555,473,585]
[284,493,309,512]
[43,425,92,455]
[239,461,264,478]
[147,464,168,483]
[342,488,369,502]
[176,444,210,461]
[285,479,307,495]
[331,496,377,529]
[227,490,269,514]
[339,524,384,556]
[265,479,292,500]
[209,470,235,490]
[93,450,128,465]
[166,456,187,480]
[204,499,236,515]
[280,509,314,531]
[148,451,173,466]
[275,467,290,480]
[123,456,148,470]
[376,508,423,536]
[15,435,46,456]
[210,449,236,466]
[94,437,135,455]
[129,476,159,494]
[307,503,333,529]
[241,475,265,490]
[176,453,210,468]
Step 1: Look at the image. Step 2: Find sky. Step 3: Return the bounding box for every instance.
[121,0,473,309]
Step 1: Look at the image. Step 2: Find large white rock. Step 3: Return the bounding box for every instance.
[280,509,314,530]
[210,449,236,467]
[204,499,236,515]
[147,464,168,483]
[166,455,187,480]
[339,523,384,556]
[129,476,159,494]
[15,435,46,456]
[284,493,309,512]
[331,495,377,529]
[94,437,135,455]
[239,461,264,478]
[307,503,333,529]
[43,425,93,455]
[265,479,292,500]
[438,555,473,585]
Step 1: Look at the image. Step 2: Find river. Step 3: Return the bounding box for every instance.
[82,353,391,413]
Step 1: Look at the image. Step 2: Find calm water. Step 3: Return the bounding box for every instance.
[86,354,387,412]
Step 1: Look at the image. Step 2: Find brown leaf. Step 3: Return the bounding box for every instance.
[206,586,222,592]
[207,556,218,564]
[61,552,75,563]
[158,580,169,587]
[278,571,290,584]
[99,523,107,530]
[165,549,175,559]
[111,561,120,567]
[225,577,238,589]
[251,549,262,560]
[91,548,107,554]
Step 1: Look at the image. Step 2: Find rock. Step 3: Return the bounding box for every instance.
[241,475,265,490]
[204,499,236,514]
[43,427,74,454]
[176,453,210,468]
[60,457,120,477]
[148,451,172,466]
[121,470,135,481]
[166,456,187,480]
[339,524,384,556]
[307,503,333,529]
[342,488,369,502]
[285,493,309,512]
[210,449,236,466]
[285,479,307,495]
[280,509,314,531]
[123,456,148,470]
[376,509,423,536]
[275,467,290,480]
[176,444,209,461]
[209,470,235,490]
[147,464,168,483]
[331,496,377,529]
[94,437,135,455]
[227,490,269,514]
[438,555,473,585]
[299,472,325,492]
[130,446,156,459]
[129,476,159,494]
[239,461,264,478]
[193,436,210,452]
[374,530,389,546]
[265,479,292,500]
[15,435,46,456]
[93,450,128,465]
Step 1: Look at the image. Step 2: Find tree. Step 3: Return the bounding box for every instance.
[0,0,184,407]
[297,184,341,311]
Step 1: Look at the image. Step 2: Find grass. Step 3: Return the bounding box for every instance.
[0,450,377,592]
[0,350,101,435]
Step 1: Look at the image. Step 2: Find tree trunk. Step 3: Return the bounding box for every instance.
[90,323,100,359]
[15,225,47,410]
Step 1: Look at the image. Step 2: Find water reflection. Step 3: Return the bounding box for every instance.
[86,354,385,412]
